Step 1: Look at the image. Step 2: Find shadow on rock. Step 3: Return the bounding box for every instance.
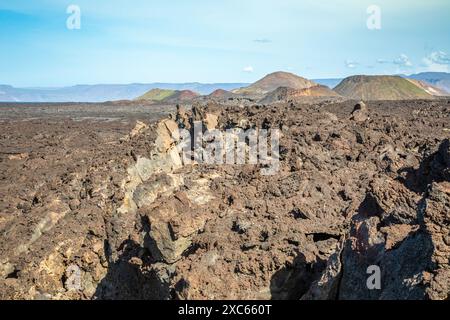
[270,251,327,300]
[338,174,437,299]
[399,139,449,193]
[93,239,171,300]
[339,226,434,300]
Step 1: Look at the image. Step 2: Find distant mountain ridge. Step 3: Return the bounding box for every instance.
[405,72,450,93]
[260,85,341,104]
[137,89,199,103]
[313,78,343,89]
[334,75,434,100]
[136,89,177,102]
[233,71,317,96]
[207,89,237,99]
[0,83,248,102]
[2,72,449,103]
[405,79,448,96]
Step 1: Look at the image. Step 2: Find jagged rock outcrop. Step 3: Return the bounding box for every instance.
[337,139,450,300]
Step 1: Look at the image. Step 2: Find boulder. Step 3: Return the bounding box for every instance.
[142,192,209,264]
[351,101,369,122]
[129,121,149,138]
[155,119,180,152]
[204,113,219,131]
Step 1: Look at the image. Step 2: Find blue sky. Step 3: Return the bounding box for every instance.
[0,0,449,87]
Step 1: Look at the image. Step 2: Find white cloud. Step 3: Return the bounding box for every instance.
[376,54,413,72]
[424,51,450,65]
[345,60,358,69]
[243,66,254,73]
[393,54,412,67]
[422,51,450,72]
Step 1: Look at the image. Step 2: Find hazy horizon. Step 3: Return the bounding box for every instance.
[2,71,449,89]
